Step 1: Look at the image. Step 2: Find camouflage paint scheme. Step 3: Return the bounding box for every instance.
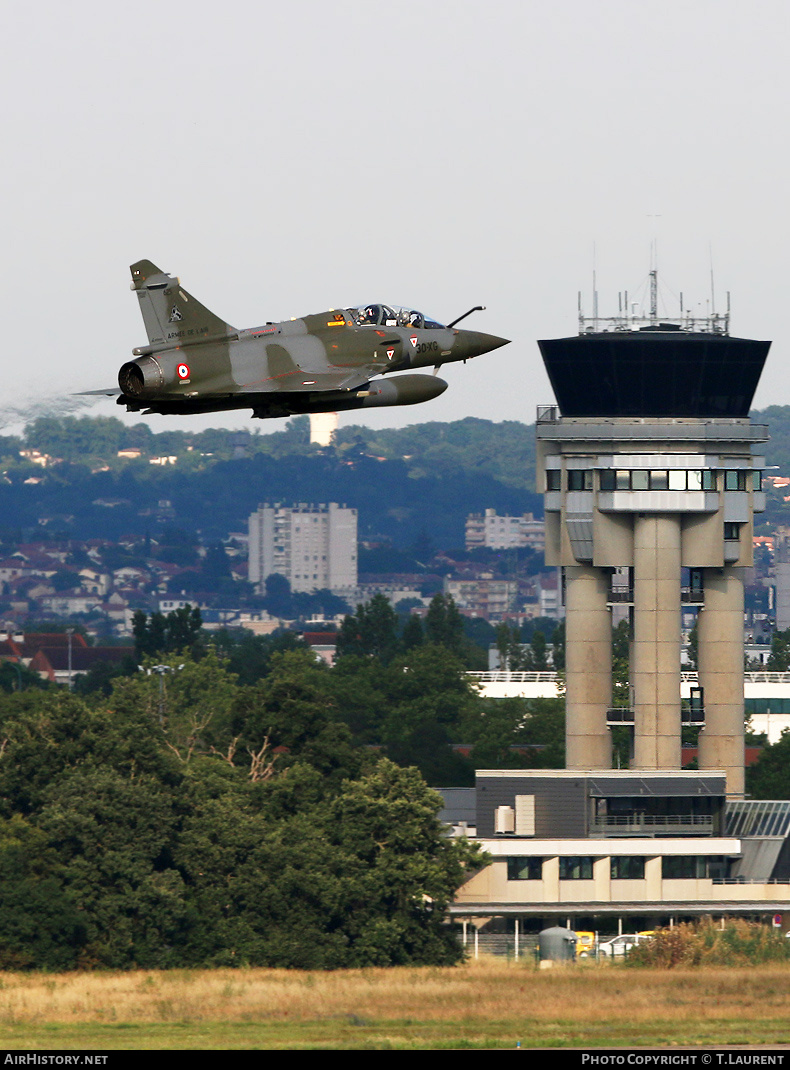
[113,260,509,419]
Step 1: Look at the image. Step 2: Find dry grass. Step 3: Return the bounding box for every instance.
[0,960,787,1025]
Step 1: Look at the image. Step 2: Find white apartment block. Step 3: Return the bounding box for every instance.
[248,503,357,595]
[443,575,517,622]
[466,509,545,552]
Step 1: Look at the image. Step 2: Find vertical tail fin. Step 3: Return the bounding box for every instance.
[130,260,236,349]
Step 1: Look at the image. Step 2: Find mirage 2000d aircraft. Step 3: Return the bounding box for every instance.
[100,260,509,420]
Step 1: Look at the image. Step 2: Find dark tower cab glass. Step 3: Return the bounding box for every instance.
[538,327,770,418]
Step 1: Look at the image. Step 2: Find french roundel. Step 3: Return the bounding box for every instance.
[177,363,190,380]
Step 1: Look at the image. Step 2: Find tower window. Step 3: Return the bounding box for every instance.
[568,470,593,491]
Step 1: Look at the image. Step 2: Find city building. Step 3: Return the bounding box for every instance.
[537,570,563,618]
[248,502,357,595]
[774,528,790,631]
[448,770,790,940]
[443,575,517,622]
[465,509,545,553]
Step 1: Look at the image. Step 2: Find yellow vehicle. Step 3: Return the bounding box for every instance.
[575,931,597,958]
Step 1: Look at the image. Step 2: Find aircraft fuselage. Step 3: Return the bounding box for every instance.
[116,263,509,419]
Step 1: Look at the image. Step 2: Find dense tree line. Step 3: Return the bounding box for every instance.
[0,596,568,970]
[0,646,487,970]
[0,592,574,968]
[121,597,563,783]
[15,415,538,492]
[133,605,204,659]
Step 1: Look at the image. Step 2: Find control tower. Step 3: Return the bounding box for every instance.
[536,274,771,796]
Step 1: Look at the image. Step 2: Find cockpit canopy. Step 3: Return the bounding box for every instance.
[347,304,445,330]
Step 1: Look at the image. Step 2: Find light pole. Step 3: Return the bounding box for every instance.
[148,663,185,725]
[66,628,74,691]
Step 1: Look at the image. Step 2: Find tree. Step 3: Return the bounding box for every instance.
[767,628,790,671]
[0,639,488,969]
[0,815,86,969]
[262,573,294,618]
[203,541,230,582]
[133,606,203,659]
[327,760,485,965]
[401,613,424,651]
[0,661,49,694]
[376,645,479,785]
[72,653,138,698]
[0,691,179,818]
[167,605,204,652]
[610,618,632,768]
[112,649,238,756]
[495,622,551,672]
[517,698,565,766]
[229,649,364,786]
[212,629,307,687]
[425,593,465,655]
[336,593,399,664]
[746,730,790,799]
[495,623,526,670]
[551,621,565,671]
[529,629,548,671]
[38,768,188,968]
[461,696,566,770]
[687,619,699,670]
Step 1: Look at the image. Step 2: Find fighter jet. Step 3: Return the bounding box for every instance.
[106,260,509,419]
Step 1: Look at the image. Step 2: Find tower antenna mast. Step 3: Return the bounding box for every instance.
[709,242,716,316]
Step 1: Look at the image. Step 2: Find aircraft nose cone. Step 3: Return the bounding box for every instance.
[456,330,511,358]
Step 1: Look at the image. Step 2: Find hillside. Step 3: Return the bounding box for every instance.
[0,415,540,548]
[7,406,790,548]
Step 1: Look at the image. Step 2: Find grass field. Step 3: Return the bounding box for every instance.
[0,961,789,1049]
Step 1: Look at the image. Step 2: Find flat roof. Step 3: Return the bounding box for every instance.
[478,838,740,856]
[477,769,725,780]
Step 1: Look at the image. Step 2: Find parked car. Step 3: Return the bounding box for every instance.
[598,933,652,958]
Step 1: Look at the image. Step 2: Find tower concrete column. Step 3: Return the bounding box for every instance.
[632,515,682,769]
[697,567,745,797]
[565,564,612,769]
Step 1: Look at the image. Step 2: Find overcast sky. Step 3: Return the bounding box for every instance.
[3,0,789,438]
